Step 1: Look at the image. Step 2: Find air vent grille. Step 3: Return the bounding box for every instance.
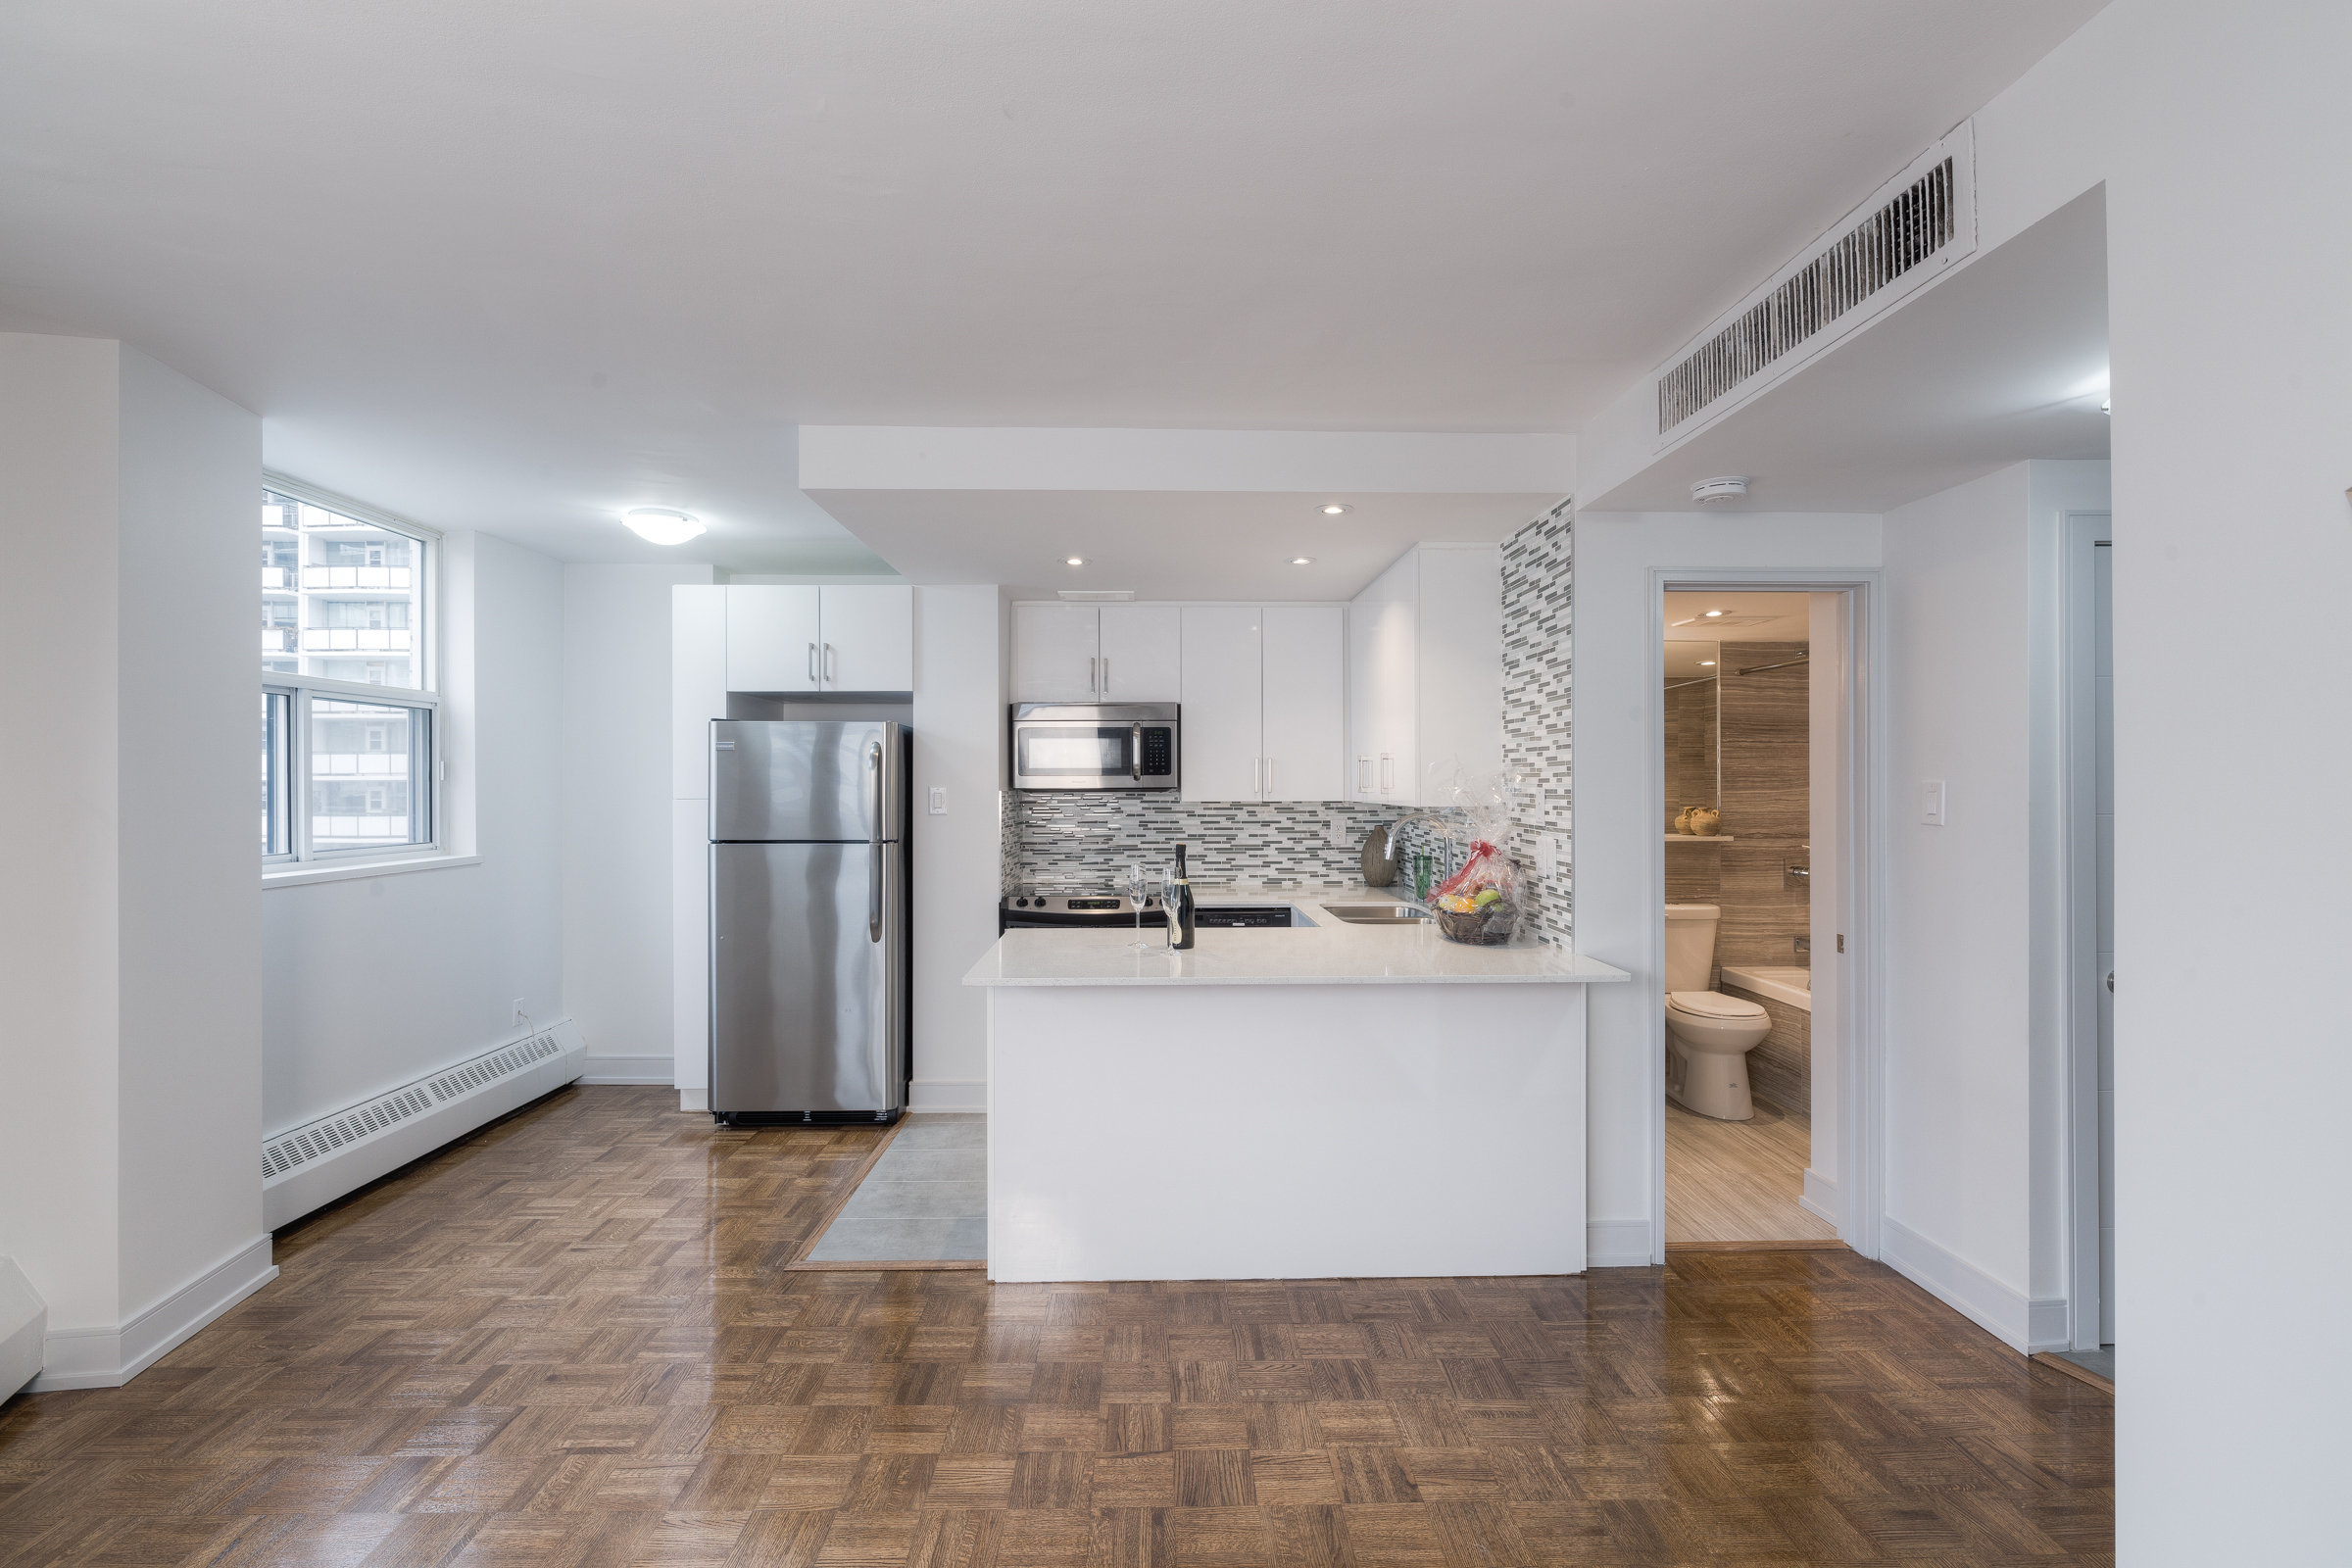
[263,1033,561,1179]
[1659,155,1958,434]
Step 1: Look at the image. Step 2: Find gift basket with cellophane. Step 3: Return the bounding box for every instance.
[1425,770,1531,946]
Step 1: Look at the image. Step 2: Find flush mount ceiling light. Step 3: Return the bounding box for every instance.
[1289,557,1314,565]
[1690,475,1749,505]
[1064,556,1086,565]
[622,508,705,545]
[1320,504,1352,515]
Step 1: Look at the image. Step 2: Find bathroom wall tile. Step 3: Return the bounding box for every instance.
[1715,841,1812,969]
[1718,641,1809,841]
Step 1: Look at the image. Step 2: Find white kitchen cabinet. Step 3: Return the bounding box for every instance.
[726,583,912,693]
[1096,604,1182,701]
[1011,603,1101,701]
[818,584,913,691]
[1179,607,1263,800]
[1348,545,1501,806]
[1261,607,1346,801]
[725,585,821,692]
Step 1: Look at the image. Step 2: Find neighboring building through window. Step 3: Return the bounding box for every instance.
[261,482,438,863]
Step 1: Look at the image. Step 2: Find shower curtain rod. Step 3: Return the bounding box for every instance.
[1733,652,1809,676]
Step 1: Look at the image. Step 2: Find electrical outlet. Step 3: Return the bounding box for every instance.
[513,999,526,1026]
[1327,815,1350,849]
[929,787,947,814]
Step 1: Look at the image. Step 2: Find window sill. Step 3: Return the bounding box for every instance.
[264,853,480,889]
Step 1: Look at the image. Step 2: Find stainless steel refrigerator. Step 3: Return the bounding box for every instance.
[709,720,909,1125]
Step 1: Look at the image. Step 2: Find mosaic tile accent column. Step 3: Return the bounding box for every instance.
[1501,498,1574,948]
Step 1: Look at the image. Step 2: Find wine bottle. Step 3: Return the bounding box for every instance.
[1172,842,1198,950]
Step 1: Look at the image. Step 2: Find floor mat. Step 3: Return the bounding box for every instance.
[802,1112,985,1262]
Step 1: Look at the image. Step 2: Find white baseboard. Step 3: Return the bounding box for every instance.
[1799,1168,1840,1227]
[1587,1218,1655,1269]
[678,1088,709,1112]
[577,1054,672,1085]
[261,1020,588,1230]
[1880,1216,2066,1353]
[909,1077,987,1113]
[30,1236,277,1392]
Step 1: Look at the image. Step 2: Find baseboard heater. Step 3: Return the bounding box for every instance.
[262,1021,587,1228]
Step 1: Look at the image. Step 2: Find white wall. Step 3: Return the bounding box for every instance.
[1878,462,2104,1348]
[1569,510,1882,1266]
[262,532,564,1132]
[1803,590,1845,1220]
[563,564,715,1082]
[2089,2,2351,1555]
[909,587,1005,1109]
[0,335,269,1388]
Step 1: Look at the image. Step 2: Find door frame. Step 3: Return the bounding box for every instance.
[2062,513,2113,1349]
[1644,567,1888,1260]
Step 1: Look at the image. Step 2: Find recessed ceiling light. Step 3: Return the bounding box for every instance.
[1289,557,1313,565]
[622,508,705,545]
[1703,610,1724,618]
[1698,661,1716,666]
[1064,557,1085,565]
[1320,504,1351,515]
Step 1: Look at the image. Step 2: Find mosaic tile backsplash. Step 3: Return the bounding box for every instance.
[1002,794,1446,893]
[1500,498,1575,947]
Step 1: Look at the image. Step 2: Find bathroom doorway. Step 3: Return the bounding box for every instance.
[1660,588,1853,1246]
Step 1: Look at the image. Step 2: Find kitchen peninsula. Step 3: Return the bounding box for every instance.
[963,886,1629,1283]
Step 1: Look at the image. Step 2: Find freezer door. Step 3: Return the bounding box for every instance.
[711,720,902,842]
[710,841,905,1114]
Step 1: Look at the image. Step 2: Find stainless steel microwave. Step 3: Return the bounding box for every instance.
[1009,703,1179,791]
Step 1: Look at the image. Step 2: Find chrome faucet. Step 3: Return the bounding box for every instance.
[1385,811,1463,890]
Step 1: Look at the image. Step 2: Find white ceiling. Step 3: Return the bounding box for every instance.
[0,2,2104,566]
[1664,591,1813,650]
[811,490,1562,602]
[1591,187,2111,514]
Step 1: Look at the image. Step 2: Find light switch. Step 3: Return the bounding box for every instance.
[1922,780,1946,826]
[928,787,947,814]
[1536,833,1563,875]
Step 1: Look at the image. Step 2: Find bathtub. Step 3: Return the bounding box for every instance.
[1718,965,1810,1011]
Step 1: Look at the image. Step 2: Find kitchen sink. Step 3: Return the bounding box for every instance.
[1319,903,1434,924]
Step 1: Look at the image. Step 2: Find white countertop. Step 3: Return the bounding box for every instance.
[966,881,1632,988]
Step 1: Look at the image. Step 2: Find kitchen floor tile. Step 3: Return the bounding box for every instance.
[836,1180,987,1220]
[891,1119,987,1150]
[869,1148,986,1182]
[806,1217,973,1262]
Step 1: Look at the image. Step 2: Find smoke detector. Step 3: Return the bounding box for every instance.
[1690,475,1750,505]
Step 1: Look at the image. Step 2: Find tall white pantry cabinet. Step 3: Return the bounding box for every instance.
[1348,544,1502,808]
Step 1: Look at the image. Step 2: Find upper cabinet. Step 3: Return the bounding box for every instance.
[1011,603,1181,702]
[725,584,911,693]
[1179,605,1345,802]
[1348,545,1501,807]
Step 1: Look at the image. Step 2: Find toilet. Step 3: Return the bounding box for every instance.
[1664,904,1771,1120]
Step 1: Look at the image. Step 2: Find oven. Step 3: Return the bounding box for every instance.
[1009,703,1179,792]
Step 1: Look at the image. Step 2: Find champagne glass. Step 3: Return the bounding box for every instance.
[1124,860,1154,951]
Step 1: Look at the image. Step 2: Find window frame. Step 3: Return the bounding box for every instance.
[261,472,445,869]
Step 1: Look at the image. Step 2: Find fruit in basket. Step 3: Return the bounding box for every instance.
[1473,888,1501,907]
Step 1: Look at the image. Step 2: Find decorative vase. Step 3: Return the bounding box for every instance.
[1689,807,1722,837]
[1673,806,1695,835]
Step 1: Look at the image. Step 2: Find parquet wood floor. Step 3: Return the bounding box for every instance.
[0,1085,2113,1566]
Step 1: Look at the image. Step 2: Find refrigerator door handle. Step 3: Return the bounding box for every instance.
[868,740,885,943]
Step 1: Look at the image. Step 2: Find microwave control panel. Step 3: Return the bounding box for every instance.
[1140,726,1174,777]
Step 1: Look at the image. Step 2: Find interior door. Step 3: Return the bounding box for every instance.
[725,585,822,692]
[1180,606,1263,800]
[1261,607,1345,802]
[1097,604,1183,701]
[2094,530,2115,1345]
[710,841,889,1113]
[818,585,913,692]
[1011,604,1100,701]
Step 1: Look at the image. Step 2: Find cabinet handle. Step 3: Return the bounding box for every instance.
[1252,757,1262,795]
[1265,758,1275,796]
[1089,657,1098,694]
[1102,657,1110,694]
[808,642,817,683]
[824,643,836,682]
[1357,756,1371,795]
[1380,753,1393,793]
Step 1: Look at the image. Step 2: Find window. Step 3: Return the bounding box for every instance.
[262,478,439,865]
